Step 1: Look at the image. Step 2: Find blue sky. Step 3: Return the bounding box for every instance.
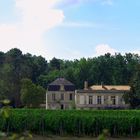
[0,0,140,60]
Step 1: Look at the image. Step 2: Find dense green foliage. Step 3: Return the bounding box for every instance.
[20,79,45,108]
[0,48,140,107]
[0,109,140,137]
[0,48,47,106]
[124,65,140,108]
[0,100,33,140]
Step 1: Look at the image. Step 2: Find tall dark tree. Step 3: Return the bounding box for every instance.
[4,48,23,106]
[124,64,140,108]
[20,78,45,108]
[0,51,5,65]
[31,56,48,82]
[49,57,61,70]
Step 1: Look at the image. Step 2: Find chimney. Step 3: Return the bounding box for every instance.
[101,81,104,88]
[84,81,88,90]
[101,82,107,89]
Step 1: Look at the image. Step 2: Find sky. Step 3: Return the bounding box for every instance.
[0,0,140,60]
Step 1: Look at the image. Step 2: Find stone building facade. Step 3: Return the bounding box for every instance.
[46,79,130,110]
[75,81,130,109]
[46,78,75,110]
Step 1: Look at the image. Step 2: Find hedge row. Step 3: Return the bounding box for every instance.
[1,109,140,137]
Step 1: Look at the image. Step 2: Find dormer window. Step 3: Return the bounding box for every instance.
[60,84,65,91]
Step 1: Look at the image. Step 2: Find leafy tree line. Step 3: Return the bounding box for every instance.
[0,48,140,107]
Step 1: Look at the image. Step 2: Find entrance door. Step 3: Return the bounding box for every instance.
[61,104,64,110]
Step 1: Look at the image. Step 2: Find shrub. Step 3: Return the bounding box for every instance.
[0,109,140,137]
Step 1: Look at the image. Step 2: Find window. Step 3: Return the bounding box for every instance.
[61,93,64,100]
[80,96,84,104]
[111,96,116,105]
[97,96,102,104]
[69,93,73,100]
[89,96,93,104]
[52,94,55,101]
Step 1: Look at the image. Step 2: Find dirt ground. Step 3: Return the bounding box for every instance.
[33,135,140,140]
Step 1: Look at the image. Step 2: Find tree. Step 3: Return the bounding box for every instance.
[5,48,23,106]
[31,56,48,82]
[1,48,140,108]
[37,70,60,88]
[49,57,61,70]
[0,80,8,100]
[0,64,15,102]
[20,79,45,108]
[0,51,5,65]
[124,64,140,108]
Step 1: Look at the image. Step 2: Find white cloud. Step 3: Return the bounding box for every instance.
[131,50,140,55]
[60,21,100,28]
[94,44,117,56]
[0,0,64,58]
[58,0,113,6]
[0,0,115,60]
[0,24,18,50]
[15,0,64,31]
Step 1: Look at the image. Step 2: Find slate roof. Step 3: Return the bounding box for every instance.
[48,78,75,91]
[49,78,74,86]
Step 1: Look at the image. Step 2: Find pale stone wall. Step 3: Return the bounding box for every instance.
[46,91,75,110]
[46,90,129,110]
[75,91,129,109]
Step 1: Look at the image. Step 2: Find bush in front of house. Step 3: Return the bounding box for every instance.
[0,109,140,137]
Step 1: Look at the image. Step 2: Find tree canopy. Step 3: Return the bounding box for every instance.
[0,48,140,107]
[20,78,45,108]
[124,64,140,108]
